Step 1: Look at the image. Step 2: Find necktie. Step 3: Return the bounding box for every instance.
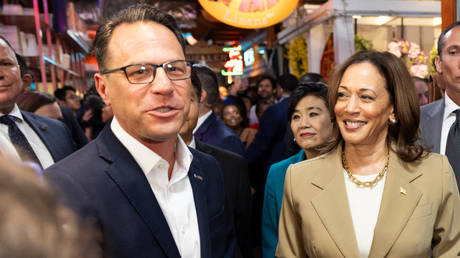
[446,109,460,181]
[0,115,42,167]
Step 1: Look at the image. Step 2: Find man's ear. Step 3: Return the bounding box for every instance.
[200,89,207,104]
[94,73,111,106]
[21,74,33,91]
[435,55,442,74]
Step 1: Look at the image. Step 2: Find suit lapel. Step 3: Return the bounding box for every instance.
[423,100,444,153]
[369,151,422,257]
[187,152,212,258]
[310,147,360,257]
[21,111,57,160]
[97,127,181,257]
[194,114,215,142]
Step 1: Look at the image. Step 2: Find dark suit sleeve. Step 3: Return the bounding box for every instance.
[220,135,246,157]
[233,157,252,258]
[45,166,97,220]
[45,168,104,255]
[245,106,279,165]
[60,105,88,149]
[200,153,238,258]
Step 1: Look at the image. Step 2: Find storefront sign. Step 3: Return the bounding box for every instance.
[199,0,299,29]
[221,45,244,76]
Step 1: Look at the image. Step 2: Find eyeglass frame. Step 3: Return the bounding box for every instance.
[100,60,194,84]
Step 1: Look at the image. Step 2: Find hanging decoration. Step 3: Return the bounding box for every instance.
[286,36,308,79]
[198,0,298,29]
[320,34,335,82]
[388,39,428,78]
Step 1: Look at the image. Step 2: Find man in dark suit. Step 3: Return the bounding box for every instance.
[59,105,88,148]
[180,67,252,258]
[246,74,299,189]
[0,36,75,168]
[421,21,460,185]
[15,53,87,150]
[245,74,298,250]
[45,5,235,258]
[193,65,246,156]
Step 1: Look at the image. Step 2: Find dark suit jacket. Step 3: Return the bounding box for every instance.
[22,111,75,162]
[245,98,290,191]
[196,140,252,258]
[45,126,236,258]
[194,113,246,157]
[60,105,88,149]
[420,99,444,153]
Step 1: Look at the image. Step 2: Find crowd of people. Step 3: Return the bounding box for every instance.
[0,3,459,258]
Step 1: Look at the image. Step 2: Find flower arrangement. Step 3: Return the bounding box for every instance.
[286,36,308,79]
[354,35,374,51]
[429,46,437,75]
[388,39,428,78]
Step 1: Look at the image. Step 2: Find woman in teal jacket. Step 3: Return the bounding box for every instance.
[261,82,334,257]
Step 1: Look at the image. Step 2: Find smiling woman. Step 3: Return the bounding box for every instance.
[262,82,333,258]
[276,51,460,258]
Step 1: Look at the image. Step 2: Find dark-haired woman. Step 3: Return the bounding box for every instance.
[16,92,62,121]
[222,102,257,148]
[262,82,333,258]
[277,51,460,257]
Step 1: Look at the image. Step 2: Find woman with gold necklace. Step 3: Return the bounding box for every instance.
[276,51,460,257]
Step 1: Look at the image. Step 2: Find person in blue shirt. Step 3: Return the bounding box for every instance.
[261,82,334,257]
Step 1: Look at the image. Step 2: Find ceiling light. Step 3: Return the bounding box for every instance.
[376,16,392,26]
[433,17,442,26]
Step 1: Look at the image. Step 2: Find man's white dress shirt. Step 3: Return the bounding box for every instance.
[111,117,200,258]
[193,110,212,134]
[0,104,54,168]
[440,93,460,155]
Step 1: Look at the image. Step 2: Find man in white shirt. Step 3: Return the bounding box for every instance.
[45,4,236,258]
[0,36,75,169]
[420,21,460,188]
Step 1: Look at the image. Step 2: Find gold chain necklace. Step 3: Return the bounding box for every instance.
[342,150,389,188]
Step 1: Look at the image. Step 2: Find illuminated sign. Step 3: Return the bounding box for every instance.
[221,45,244,76]
[244,48,254,66]
[199,0,299,29]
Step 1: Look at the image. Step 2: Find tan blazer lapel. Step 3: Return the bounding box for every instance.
[369,151,422,258]
[311,147,360,258]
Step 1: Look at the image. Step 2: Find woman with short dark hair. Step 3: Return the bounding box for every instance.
[262,82,333,258]
[277,51,460,257]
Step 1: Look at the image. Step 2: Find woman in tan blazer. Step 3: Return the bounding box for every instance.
[277,51,460,257]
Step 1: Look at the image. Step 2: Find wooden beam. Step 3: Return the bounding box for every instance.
[441,0,456,30]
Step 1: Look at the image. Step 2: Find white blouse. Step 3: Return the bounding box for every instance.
[344,171,387,258]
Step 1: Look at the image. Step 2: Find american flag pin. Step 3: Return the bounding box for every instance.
[194,173,203,181]
[400,187,407,195]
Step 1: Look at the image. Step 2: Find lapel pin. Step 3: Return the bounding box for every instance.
[400,186,407,195]
[39,125,47,131]
[194,173,203,181]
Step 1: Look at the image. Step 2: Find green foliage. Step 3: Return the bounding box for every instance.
[354,35,374,51]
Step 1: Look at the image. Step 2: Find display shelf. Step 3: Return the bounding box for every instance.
[43,56,80,77]
[0,1,89,92]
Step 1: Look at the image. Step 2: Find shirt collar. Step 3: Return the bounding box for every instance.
[188,136,196,149]
[110,116,193,179]
[0,104,24,122]
[444,93,460,120]
[193,110,212,134]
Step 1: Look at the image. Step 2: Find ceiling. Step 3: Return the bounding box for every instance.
[18,0,327,44]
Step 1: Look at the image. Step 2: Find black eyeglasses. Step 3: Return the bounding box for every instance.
[100,60,193,84]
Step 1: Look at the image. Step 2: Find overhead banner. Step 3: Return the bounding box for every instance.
[199,0,299,29]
